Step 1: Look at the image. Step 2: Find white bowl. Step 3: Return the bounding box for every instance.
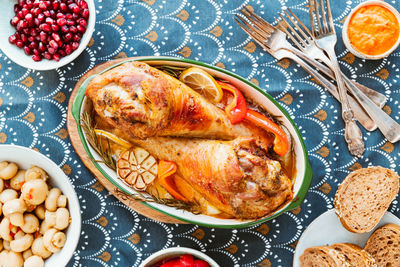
[342,0,400,60]
[0,0,96,70]
[139,247,219,267]
[0,145,81,266]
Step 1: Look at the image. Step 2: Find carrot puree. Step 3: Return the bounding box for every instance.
[348,5,400,56]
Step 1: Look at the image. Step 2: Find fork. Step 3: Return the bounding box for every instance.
[279,8,400,143]
[308,0,364,157]
[237,7,378,132]
[234,15,377,133]
[278,8,386,108]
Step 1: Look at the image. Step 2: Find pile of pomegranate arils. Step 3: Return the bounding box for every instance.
[9,0,89,62]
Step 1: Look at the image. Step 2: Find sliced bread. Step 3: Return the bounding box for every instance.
[334,166,399,233]
[300,246,350,267]
[364,223,400,267]
[330,243,376,267]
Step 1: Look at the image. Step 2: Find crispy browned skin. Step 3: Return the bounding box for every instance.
[127,136,293,219]
[86,61,274,149]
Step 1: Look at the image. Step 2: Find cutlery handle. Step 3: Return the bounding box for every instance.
[280,51,376,132]
[325,46,365,157]
[345,79,400,143]
[293,49,386,108]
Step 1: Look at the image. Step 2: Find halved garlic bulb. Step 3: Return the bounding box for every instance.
[117,147,158,190]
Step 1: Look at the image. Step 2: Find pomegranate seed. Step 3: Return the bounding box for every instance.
[69,4,80,14]
[65,13,72,20]
[61,25,69,32]
[49,39,58,49]
[32,7,41,16]
[56,18,67,26]
[58,50,66,57]
[67,19,75,26]
[65,44,72,54]
[38,42,46,52]
[18,0,25,5]
[49,10,56,18]
[17,11,24,19]
[39,2,47,10]
[56,13,64,19]
[34,18,40,26]
[69,25,77,33]
[25,13,33,23]
[71,41,79,50]
[17,20,28,31]
[8,35,17,44]
[23,28,30,34]
[10,16,20,26]
[81,8,89,19]
[64,32,72,41]
[21,8,28,17]
[78,0,88,9]
[51,24,59,31]
[25,0,33,8]
[37,13,45,22]
[53,54,61,61]
[52,33,61,42]
[32,55,42,62]
[28,41,38,49]
[48,46,56,54]
[43,52,52,59]
[73,34,81,42]
[78,19,87,27]
[52,1,59,10]
[72,13,79,20]
[30,28,38,36]
[39,31,47,42]
[28,36,35,42]
[24,46,32,55]
[60,3,67,12]
[43,10,50,17]
[45,17,54,24]
[14,4,20,13]
[20,33,28,43]
[16,40,24,48]
[77,25,86,33]
[32,48,40,55]
[39,23,51,32]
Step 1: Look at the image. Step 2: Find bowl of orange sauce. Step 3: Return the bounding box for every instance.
[343,0,400,59]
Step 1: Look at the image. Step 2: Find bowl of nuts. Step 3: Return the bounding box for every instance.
[0,0,95,70]
[0,145,81,267]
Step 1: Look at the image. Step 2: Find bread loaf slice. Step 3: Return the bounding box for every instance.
[334,166,399,233]
[299,246,350,267]
[364,223,400,267]
[330,243,376,267]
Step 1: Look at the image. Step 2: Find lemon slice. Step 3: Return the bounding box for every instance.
[117,147,158,191]
[179,67,223,103]
[94,129,131,149]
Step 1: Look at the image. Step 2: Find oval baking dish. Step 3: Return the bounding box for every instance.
[71,56,312,228]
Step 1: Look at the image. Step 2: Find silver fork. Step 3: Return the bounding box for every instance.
[308,0,364,157]
[278,8,386,108]
[234,15,376,133]
[238,7,376,132]
[279,8,400,143]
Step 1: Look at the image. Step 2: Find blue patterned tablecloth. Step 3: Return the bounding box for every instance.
[1,0,400,266]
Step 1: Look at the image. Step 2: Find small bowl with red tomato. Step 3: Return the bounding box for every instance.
[139,247,219,267]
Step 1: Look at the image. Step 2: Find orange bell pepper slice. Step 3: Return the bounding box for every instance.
[245,109,290,156]
[217,81,248,124]
[157,160,187,201]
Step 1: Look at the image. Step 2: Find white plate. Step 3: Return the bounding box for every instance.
[293,209,400,267]
[0,145,81,267]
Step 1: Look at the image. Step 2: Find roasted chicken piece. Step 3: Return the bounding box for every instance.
[86,61,274,149]
[126,136,293,219]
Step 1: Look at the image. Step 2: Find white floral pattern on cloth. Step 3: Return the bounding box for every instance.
[0,0,399,266]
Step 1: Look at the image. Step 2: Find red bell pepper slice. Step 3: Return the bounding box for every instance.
[217,81,247,124]
[158,160,187,201]
[245,109,290,156]
[160,259,183,267]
